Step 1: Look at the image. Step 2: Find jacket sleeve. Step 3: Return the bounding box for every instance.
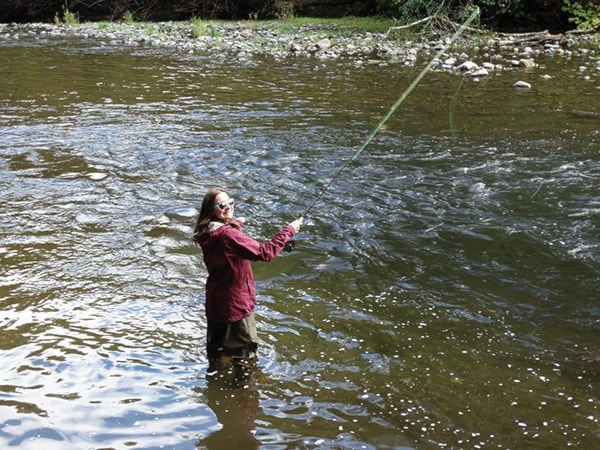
[224,225,296,262]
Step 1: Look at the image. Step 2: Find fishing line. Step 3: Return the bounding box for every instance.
[300,7,481,220]
[449,76,466,137]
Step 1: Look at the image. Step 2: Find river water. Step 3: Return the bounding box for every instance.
[0,30,598,450]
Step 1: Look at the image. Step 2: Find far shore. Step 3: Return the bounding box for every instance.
[1,20,598,79]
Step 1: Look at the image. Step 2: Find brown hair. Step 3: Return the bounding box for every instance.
[192,187,239,245]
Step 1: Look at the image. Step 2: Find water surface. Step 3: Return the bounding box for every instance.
[1,31,598,449]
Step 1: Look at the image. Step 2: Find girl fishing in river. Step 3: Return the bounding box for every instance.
[192,187,302,379]
[192,8,480,381]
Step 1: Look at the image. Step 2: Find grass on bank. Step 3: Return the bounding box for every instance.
[269,16,395,34]
[189,16,419,41]
[122,15,420,43]
[54,6,79,26]
[51,7,454,42]
[61,12,600,47]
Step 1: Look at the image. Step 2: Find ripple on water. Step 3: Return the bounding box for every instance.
[1,38,598,449]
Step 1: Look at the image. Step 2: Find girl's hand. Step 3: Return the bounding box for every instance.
[289,217,303,234]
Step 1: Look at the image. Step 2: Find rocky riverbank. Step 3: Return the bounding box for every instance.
[1,21,599,83]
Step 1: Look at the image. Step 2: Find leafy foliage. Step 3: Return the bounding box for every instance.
[562,0,600,30]
[373,0,571,30]
[0,0,593,32]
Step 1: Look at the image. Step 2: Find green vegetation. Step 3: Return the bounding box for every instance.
[53,4,79,26]
[562,0,600,30]
[190,17,221,39]
[274,0,295,20]
[264,16,394,34]
[5,1,598,33]
[375,0,515,20]
[122,11,136,25]
[374,0,594,31]
[190,17,208,38]
[145,24,156,35]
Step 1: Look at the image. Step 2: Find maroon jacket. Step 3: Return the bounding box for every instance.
[198,221,296,323]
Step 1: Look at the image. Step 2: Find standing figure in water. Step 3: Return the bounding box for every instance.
[193,187,302,378]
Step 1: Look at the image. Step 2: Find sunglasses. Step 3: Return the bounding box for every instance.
[213,199,235,210]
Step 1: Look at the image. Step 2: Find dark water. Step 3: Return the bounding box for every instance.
[1,31,598,449]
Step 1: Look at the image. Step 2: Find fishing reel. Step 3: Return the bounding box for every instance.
[284,240,295,252]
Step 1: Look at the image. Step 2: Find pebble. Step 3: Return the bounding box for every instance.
[0,21,598,83]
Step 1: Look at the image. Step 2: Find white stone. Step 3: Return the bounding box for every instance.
[513,80,532,89]
[456,61,479,71]
[315,38,331,51]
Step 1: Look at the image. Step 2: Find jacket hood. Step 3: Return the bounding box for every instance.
[198,221,225,251]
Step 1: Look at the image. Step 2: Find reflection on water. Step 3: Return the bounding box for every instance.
[0,32,598,449]
[198,377,260,449]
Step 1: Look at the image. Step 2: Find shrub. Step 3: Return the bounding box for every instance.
[54,4,79,26]
[562,0,600,30]
[122,10,135,24]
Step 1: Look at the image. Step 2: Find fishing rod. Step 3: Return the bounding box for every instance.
[299,7,481,221]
